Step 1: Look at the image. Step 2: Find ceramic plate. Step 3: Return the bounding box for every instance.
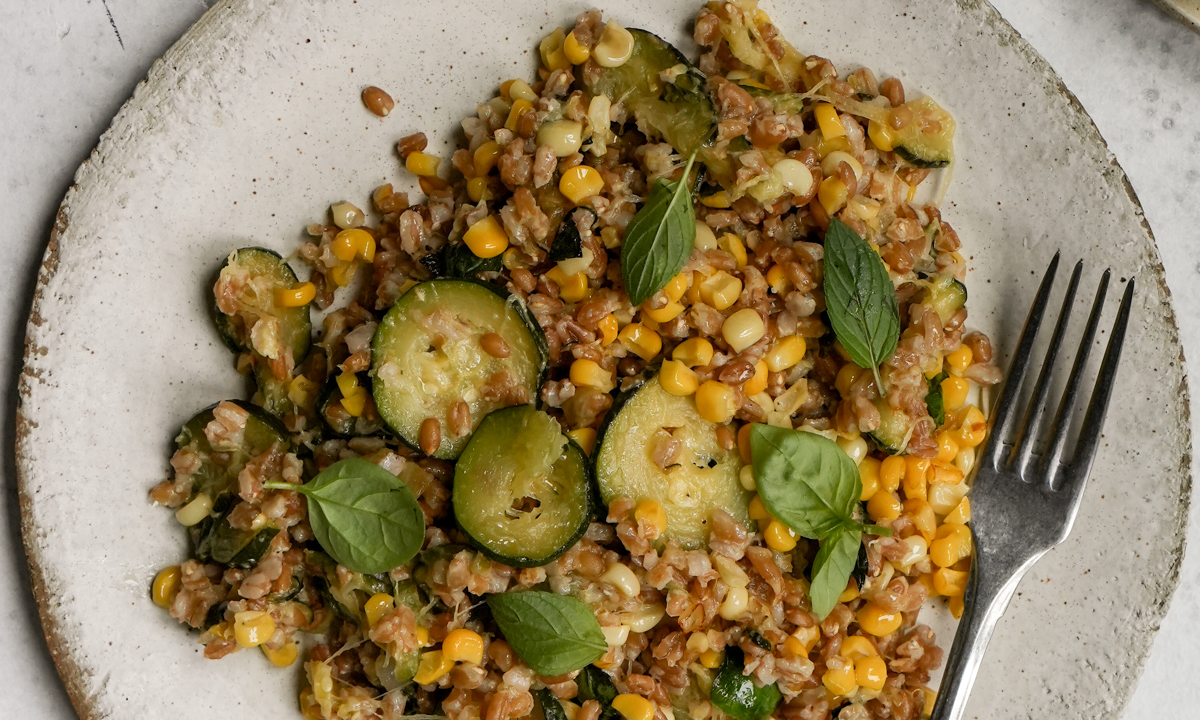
[17,0,1190,718]
[1153,0,1200,34]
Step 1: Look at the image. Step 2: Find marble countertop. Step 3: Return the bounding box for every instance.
[2,0,1197,717]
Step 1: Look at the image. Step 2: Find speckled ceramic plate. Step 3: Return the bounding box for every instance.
[17,0,1190,718]
[1153,0,1200,34]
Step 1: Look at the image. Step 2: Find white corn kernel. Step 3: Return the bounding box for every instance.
[556,246,594,277]
[739,466,757,490]
[721,309,766,352]
[330,201,366,229]
[602,562,641,598]
[718,587,749,620]
[537,120,585,157]
[837,436,869,466]
[773,158,814,197]
[713,555,750,589]
[175,493,213,527]
[624,604,666,633]
[602,624,631,646]
[820,151,864,181]
[508,78,538,103]
[955,446,976,476]
[593,22,635,68]
[694,220,718,251]
[928,482,971,515]
[897,536,929,569]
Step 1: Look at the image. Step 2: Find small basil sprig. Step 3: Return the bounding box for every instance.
[750,424,889,620]
[264,458,424,575]
[620,152,698,305]
[823,218,900,392]
[487,590,607,675]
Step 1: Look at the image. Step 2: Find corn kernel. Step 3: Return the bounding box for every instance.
[877,455,904,493]
[940,376,970,412]
[276,282,317,308]
[739,465,756,491]
[414,650,454,685]
[935,432,959,463]
[840,636,877,660]
[538,120,585,157]
[500,79,517,100]
[687,632,711,654]
[835,363,864,396]
[722,308,766,352]
[818,177,849,215]
[618,323,661,361]
[816,134,853,159]
[933,567,968,597]
[743,360,769,396]
[867,491,901,522]
[672,337,714,368]
[822,663,857,696]
[152,565,182,609]
[945,497,971,525]
[694,220,718,250]
[364,593,394,626]
[571,358,614,392]
[765,265,791,295]
[593,22,635,68]
[903,456,931,501]
[175,493,213,527]
[330,262,357,288]
[954,406,987,448]
[855,656,888,692]
[838,435,869,465]
[931,524,972,568]
[644,301,685,323]
[333,228,369,262]
[718,586,749,620]
[340,387,367,417]
[718,233,747,268]
[928,481,970,516]
[467,177,490,203]
[624,604,666,634]
[748,494,771,522]
[903,499,938,541]
[557,271,590,303]
[955,446,976,476]
[699,271,743,311]
[699,650,724,669]
[949,594,965,619]
[262,642,299,667]
[946,345,974,373]
[792,625,821,654]
[612,694,657,720]
[473,141,502,176]
[821,151,864,182]
[663,273,690,302]
[567,428,597,456]
[700,191,732,208]
[539,27,572,71]
[463,215,510,259]
[659,360,699,396]
[507,78,537,103]
[856,602,903,637]
[602,562,642,598]
[234,610,276,648]
[634,500,668,540]
[814,103,846,139]
[564,30,591,64]
[764,520,798,552]
[859,457,881,501]
[443,628,485,665]
[929,460,964,486]
[597,314,618,346]
[406,151,441,177]
[695,381,738,424]
[921,688,938,717]
[336,371,359,399]
[765,336,807,372]
[560,165,605,203]
[773,158,814,197]
[415,626,430,647]
[505,98,534,132]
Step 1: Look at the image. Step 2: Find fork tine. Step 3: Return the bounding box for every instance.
[1040,269,1110,485]
[1059,277,1135,497]
[1011,261,1082,479]
[981,252,1060,472]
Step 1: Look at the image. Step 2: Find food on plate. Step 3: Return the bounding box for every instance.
[149,2,999,719]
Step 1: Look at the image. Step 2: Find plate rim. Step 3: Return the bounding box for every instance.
[1150,0,1200,35]
[14,0,1192,718]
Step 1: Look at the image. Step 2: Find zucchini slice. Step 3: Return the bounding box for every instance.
[925,273,967,325]
[212,247,312,365]
[453,405,592,568]
[709,647,782,720]
[194,516,280,569]
[865,398,916,455]
[371,279,548,459]
[890,97,956,168]
[175,400,290,501]
[594,378,750,549]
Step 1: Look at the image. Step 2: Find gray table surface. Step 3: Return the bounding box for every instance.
[2,0,1197,717]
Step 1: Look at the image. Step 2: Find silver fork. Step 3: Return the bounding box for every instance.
[931,253,1135,720]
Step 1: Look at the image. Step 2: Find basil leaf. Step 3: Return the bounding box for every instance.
[925,371,948,425]
[487,590,607,676]
[823,218,900,392]
[809,523,863,620]
[620,152,698,305]
[750,424,862,539]
[264,458,424,575]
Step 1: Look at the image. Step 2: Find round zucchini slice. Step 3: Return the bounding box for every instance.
[212,247,312,364]
[371,279,548,459]
[453,405,592,568]
[175,399,290,501]
[594,378,750,549]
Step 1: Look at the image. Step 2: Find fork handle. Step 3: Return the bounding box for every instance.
[930,560,1030,720]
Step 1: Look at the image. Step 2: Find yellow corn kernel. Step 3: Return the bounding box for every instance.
[834,363,863,396]
[722,308,766,352]
[414,650,454,685]
[364,593,394,627]
[941,376,970,412]
[262,642,299,667]
[463,215,510,259]
[859,457,881,501]
[560,165,605,203]
[699,650,724,669]
[557,271,590,303]
[903,499,938,541]
[955,446,976,476]
[949,594,965,619]
[152,565,182,609]
[500,79,517,100]
[954,406,987,448]
[467,177,490,203]
[333,228,369,262]
[840,636,877,660]
[473,140,502,176]
[571,358,614,392]
[934,431,959,463]
[867,491,901,522]
[857,602,903,637]
[945,497,971,525]
[593,21,635,68]
[946,345,974,373]
[929,460,964,486]
[741,466,756,491]
[764,520,798,552]
[718,586,749,620]
[793,625,821,654]
[748,494,772,522]
[765,336,807,373]
[855,656,888,692]
[928,481,970,516]
[634,500,668,540]
[507,78,537,103]
[276,282,317,308]
[880,455,905,493]
[838,579,859,603]
[175,493,213,527]
[822,663,857,696]
[664,273,690,302]
[673,337,714,368]
[406,151,441,177]
[867,120,895,152]
[932,567,968,597]
[564,30,591,64]
[814,103,846,139]
[612,694,655,720]
[903,456,931,501]
[644,301,685,323]
[818,177,849,215]
[695,381,738,424]
[540,28,572,71]
[597,314,618,346]
[340,387,367,417]
[330,262,357,288]
[336,371,359,399]
[816,134,853,159]
[921,688,937,717]
[618,323,661,361]
[659,360,699,397]
[743,360,769,396]
[700,191,732,209]
[505,98,534,132]
[765,265,791,294]
[718,233,748,268]
[443,628,485,665]
[567,428,597,456]
[931,524,972,568]
[783,635,807,657]
[234,610,276,648]
[699,271,743,311]
[415,626,430,647]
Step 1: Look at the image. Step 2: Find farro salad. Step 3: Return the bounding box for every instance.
[149,3,1000,720]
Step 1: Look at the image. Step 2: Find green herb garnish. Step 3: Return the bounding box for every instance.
[264,458,424,575]
[620,152,698,305]
[749,424,890,619]
[823,218,900,392]
[486,590,607,675]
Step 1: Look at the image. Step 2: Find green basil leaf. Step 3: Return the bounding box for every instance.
[750,424,861,539]
[487,590,607,676]
[620,152,698,305]
[925,371,948,426]
[264,458,424,575]
[823,218,900,391]
[809,523,863,620]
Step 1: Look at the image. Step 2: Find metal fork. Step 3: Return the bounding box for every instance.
[931,253,1135,720]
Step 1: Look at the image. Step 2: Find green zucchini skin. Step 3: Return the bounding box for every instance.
[865,398,916,455]
[453,405,593,568]
[709,647,782,720]
[925,274,968,325]
[371,279,548,459]
[533,689,570,720]
[175,400,290,501]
